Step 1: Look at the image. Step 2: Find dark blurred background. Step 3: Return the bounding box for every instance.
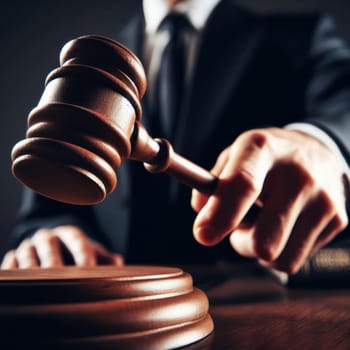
[1,0,350,257]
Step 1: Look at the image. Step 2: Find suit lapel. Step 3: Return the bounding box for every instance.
[175,1,263,158]
[116,2,264,160]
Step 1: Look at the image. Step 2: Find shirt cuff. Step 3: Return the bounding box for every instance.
[285,122,350,174]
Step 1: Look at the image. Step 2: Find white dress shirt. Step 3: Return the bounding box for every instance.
[143,0,221,103]
[142,0,349,172]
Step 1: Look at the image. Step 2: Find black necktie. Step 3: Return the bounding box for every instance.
[155,13,190,139]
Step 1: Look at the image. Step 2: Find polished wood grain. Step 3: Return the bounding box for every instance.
[1,263,349,349]
[11,35,217,206]
[209,292,350,350]
[0,266,193,302]
[0,266,213,349]
[183,263,350,350]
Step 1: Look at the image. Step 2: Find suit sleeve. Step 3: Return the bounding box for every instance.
[301,15,350,248]
[305,15,350,163]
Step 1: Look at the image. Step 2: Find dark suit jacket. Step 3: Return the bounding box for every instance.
[11,0,350,264]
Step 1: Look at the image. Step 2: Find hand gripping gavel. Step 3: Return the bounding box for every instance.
[11,35,218,205]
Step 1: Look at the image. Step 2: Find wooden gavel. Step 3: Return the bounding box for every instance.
[11,35,218,205]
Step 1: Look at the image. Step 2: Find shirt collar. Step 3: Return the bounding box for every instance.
[143,0,222,33]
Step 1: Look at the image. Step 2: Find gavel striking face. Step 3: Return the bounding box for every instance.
[11,35,217,205]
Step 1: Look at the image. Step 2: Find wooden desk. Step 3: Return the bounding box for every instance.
[184,262,350,350]
[1,263,349,349]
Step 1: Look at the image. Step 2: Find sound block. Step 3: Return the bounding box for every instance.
[0,265,213,349]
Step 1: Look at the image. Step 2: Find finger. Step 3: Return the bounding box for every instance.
[193,130,273,246]
[310,214,348,255]
[229,225,256,258]
[1,250,18,269]
[94,244,124,266]
[267,192,336,274]
[249,163,313,261]
[110,254,124,266]
[191,148,230,212]
[32,229,64,268]
[15,239,40,268]
[54,226,97,266]
[191,189,209,214]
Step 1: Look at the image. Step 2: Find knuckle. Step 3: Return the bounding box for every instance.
[237,129,270,149]
[291,163,316,191]
[318,190,333,210]
[33,231,60,250]
[232,169,260,196]
[32,228,53,242]
[75,239,91,252]
[18,239,33,250]
[75,244,96,266]
[4,250,16,259]
[64,235,87,252]
[45,233,59,245]
[313,190,336,217]
[67,226,85,239]
[334,213,348,232]
[275,162,317,199]
[54,225,84,241]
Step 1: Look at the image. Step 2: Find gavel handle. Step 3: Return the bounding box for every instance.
[130,122,217,195]
[144,138,260,222]
[130,123,260,222]
[144,138,218,195]
[130,123,263,221]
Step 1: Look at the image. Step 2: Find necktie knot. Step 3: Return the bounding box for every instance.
[159,12,191,36]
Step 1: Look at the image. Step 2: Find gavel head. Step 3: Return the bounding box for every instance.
[11,35,147,205]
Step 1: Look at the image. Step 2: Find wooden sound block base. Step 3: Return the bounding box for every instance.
[0,266,213,349]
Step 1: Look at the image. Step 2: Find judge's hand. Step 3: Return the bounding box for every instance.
[191,128,349,274]
[1,225,123,269]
